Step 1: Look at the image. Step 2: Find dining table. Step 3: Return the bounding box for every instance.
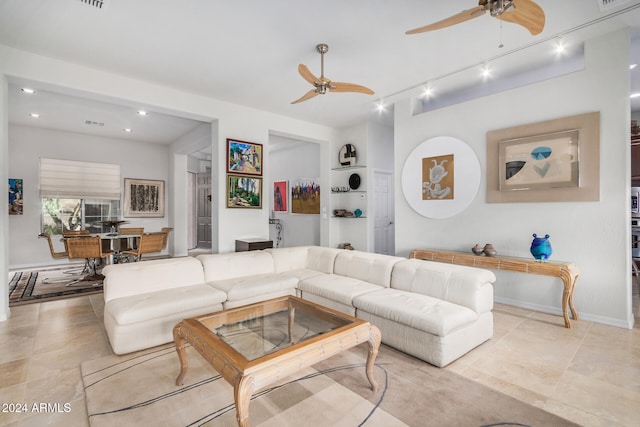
[95,232,141,263]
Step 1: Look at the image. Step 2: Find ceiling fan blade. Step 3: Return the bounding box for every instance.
[496,0,545,35]
[406,6,485,35]
[330,82,375,95]
[298,64,321,86]
[291,89,319,104]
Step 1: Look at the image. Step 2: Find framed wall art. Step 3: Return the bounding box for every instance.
[227,138,263,176]
[8,178,23,215]
[401,136,480,219]
[227,174,262,208]
[498,129,579,191]
[291,178,320,214]
[273,181,288,212]
[487,111,600,203]
[124,178,165,217]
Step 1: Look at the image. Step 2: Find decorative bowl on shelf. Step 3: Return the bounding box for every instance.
[354,208,363,218]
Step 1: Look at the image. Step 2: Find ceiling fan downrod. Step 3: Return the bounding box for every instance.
[316,43,329,93]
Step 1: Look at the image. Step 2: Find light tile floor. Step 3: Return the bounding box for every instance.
[0,283,638,426]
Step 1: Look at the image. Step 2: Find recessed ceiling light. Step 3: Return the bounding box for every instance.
[123,128,133,133]
[631,64,638,70]
[21,88,36,94]
[29,113,40,118]
[631,92,640,99]
[137,110,148,116]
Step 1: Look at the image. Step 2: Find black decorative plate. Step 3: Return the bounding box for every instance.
[349,173,361,190]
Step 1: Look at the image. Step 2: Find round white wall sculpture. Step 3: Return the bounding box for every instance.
[401,136,481,219]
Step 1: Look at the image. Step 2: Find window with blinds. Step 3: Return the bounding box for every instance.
[40,158,121,234]
[39,158,121,200]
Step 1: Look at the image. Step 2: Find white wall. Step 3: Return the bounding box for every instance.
[0,75,8,321]
[268,136,321,247]
[394,29,633,328]
[332,123,369,250]
[8,125,171,268]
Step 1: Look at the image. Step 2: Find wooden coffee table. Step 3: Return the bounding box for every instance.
[172,296,381,427]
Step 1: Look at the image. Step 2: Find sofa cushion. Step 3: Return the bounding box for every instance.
[209,273,299,302]
[198,251,275,282]
[353,288,479,337]
[266,246,343,274]
[298,274,382,306]
[102,257,205,302]
[333,250,404,287]
[106,284,227,326]
[391,259,495,313]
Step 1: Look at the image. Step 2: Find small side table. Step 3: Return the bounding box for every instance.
[235,238,273,252]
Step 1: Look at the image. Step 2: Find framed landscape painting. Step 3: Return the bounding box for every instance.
[124,178,165,217]
[227,174,262,208]
[227,139,263,176]
[291,178,320,214]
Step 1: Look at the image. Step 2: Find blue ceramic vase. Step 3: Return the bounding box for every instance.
[530,234,552,262]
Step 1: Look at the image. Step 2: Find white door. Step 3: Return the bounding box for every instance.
[373,170,394,255]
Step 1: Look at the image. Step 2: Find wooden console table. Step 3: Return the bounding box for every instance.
[410,249,580,328]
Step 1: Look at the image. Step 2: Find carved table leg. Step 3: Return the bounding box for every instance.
[234,375,255,427]
[568,274,580,321]
[366,325,381,391]
[173,322,189,386]
[561,270,580,328]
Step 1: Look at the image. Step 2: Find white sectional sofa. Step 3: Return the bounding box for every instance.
[102,246,496,367]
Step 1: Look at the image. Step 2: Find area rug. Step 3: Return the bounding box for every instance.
[9,266,103,306]
[81,343,579,427]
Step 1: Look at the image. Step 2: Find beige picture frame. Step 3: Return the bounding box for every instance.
[487,112,600,203]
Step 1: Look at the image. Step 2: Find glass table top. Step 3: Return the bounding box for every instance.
[195,298,354,362]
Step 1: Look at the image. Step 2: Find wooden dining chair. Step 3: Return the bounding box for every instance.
[161,227,173,250]
[65,236,112,283]
[62,229,91,239]
[121,232,165,262]
[118,227,144,251]
[38,232,68,259]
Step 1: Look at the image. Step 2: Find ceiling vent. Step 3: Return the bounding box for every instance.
[596,0,631,11]
[79,0,109,10]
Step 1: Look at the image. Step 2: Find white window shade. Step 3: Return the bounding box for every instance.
[40,158,121,200]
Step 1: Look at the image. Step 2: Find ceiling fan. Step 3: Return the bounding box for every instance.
[406,0,545,36]
[291,44,374,104]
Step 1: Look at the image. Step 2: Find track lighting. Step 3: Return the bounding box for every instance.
[481,63,491,79]
[422,84,433,99]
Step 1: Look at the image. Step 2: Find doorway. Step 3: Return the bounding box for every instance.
[373,170,394,255]
[196,172,212,249]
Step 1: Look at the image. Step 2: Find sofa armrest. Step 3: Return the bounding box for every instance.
[391,259,495,313]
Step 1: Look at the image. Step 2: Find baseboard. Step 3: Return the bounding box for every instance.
[494,296,634,330]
